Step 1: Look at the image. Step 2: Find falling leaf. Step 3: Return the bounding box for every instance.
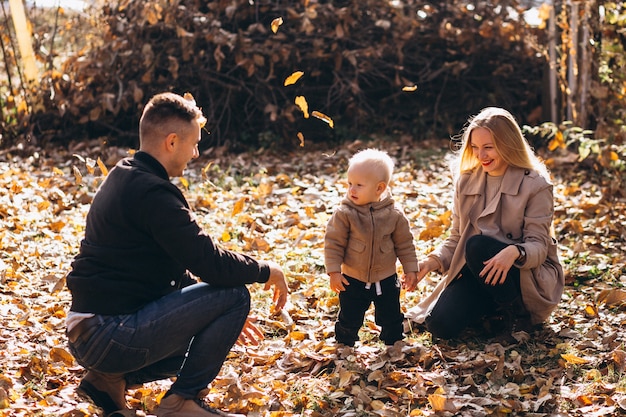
[311,110,334,128]
[402,85,418,92]
[271,17,283,33]
[183,92,196,105]
[295,96,309,118]
[284,71,304,86]
[297,132,305,147]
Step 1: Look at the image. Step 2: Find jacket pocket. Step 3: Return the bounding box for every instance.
[347,239,366,253]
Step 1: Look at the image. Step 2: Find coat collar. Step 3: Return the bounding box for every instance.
[462,166,530,219]
[461,165,529,197]
[341,194,394,212]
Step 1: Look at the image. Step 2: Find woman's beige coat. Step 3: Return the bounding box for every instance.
[407,166,564,325]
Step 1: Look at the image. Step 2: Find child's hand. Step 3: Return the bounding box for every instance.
[402,271,418,291]
[329,272,349,292]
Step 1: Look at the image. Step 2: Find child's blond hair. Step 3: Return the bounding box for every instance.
[348,148,394,184]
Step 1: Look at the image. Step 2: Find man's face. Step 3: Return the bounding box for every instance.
[168,119,201,177]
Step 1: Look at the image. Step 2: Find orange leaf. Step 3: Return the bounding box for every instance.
[295,96,309,118]
[97,157,109,176]
[402,85,418,92]
[232,197,246,216]
[548,130,565,151]
[297,132,305,147]
[271,17,283,33]
[311,110,334,128]
[284,71,304,86]
[561,353,589,365]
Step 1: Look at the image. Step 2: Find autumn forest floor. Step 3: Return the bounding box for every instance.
[0,137,625,417]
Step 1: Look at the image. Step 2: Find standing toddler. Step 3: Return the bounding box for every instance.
[324,148,419,347]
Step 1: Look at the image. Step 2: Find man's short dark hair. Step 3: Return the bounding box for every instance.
[139,93,205,144]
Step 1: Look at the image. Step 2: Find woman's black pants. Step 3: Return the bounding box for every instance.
[425,235,526,339]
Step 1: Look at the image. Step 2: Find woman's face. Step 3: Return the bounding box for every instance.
[470,127,508,176]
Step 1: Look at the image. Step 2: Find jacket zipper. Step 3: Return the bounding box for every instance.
[367,205,375,283]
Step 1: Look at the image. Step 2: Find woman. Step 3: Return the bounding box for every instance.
[407,107,564,340]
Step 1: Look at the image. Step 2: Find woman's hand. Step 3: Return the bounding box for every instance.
[402,271,418,291]
[480,245,519,285]
[417,258,439,282]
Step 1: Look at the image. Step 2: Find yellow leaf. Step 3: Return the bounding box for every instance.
[179,177,189,189]
[548,130,565,151]
[311,110,334,128]
[288,331,306,341]
[561,353,589,365]
[221,231,231,242]
[297,132,305,147]
[52,167,64,175]
[271,17,283,33]
[295,96,309,118]
[428,393,456,412]
[232,197,246,216]
[86,157,96,175]
[49,347,74,366]
[72,166,82,185]
[583,304,597,317]
[419,225,444,240]
[97,157,109,176]
[402,85,418,92]
[284,71,304,86]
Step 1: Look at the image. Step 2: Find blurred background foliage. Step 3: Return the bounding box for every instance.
[0,1,625,175]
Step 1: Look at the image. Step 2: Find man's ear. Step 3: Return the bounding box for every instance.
[164,133,178,152]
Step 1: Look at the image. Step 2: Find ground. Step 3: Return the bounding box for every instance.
[0,138,624,416]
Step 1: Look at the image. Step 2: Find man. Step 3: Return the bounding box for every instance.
[66,92,289,417]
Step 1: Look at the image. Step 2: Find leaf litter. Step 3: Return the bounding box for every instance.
[0,138,624,416]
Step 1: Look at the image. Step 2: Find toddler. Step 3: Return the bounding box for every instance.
[324,148,419,346]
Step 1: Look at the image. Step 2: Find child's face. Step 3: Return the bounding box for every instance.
[346,163,386,206]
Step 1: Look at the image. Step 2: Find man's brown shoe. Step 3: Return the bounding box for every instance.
[153,393,245,417]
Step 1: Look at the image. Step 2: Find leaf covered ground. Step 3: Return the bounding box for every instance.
[0,139,625,417]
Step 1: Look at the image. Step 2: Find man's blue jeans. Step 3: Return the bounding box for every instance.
[68,283,250,399]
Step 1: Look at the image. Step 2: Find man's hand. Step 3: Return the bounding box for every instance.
[264,261,289,312]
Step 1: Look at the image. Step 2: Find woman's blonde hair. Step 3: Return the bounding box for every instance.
[451,107,550,182]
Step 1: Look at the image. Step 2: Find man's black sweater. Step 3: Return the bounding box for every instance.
[67,151,269,315]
